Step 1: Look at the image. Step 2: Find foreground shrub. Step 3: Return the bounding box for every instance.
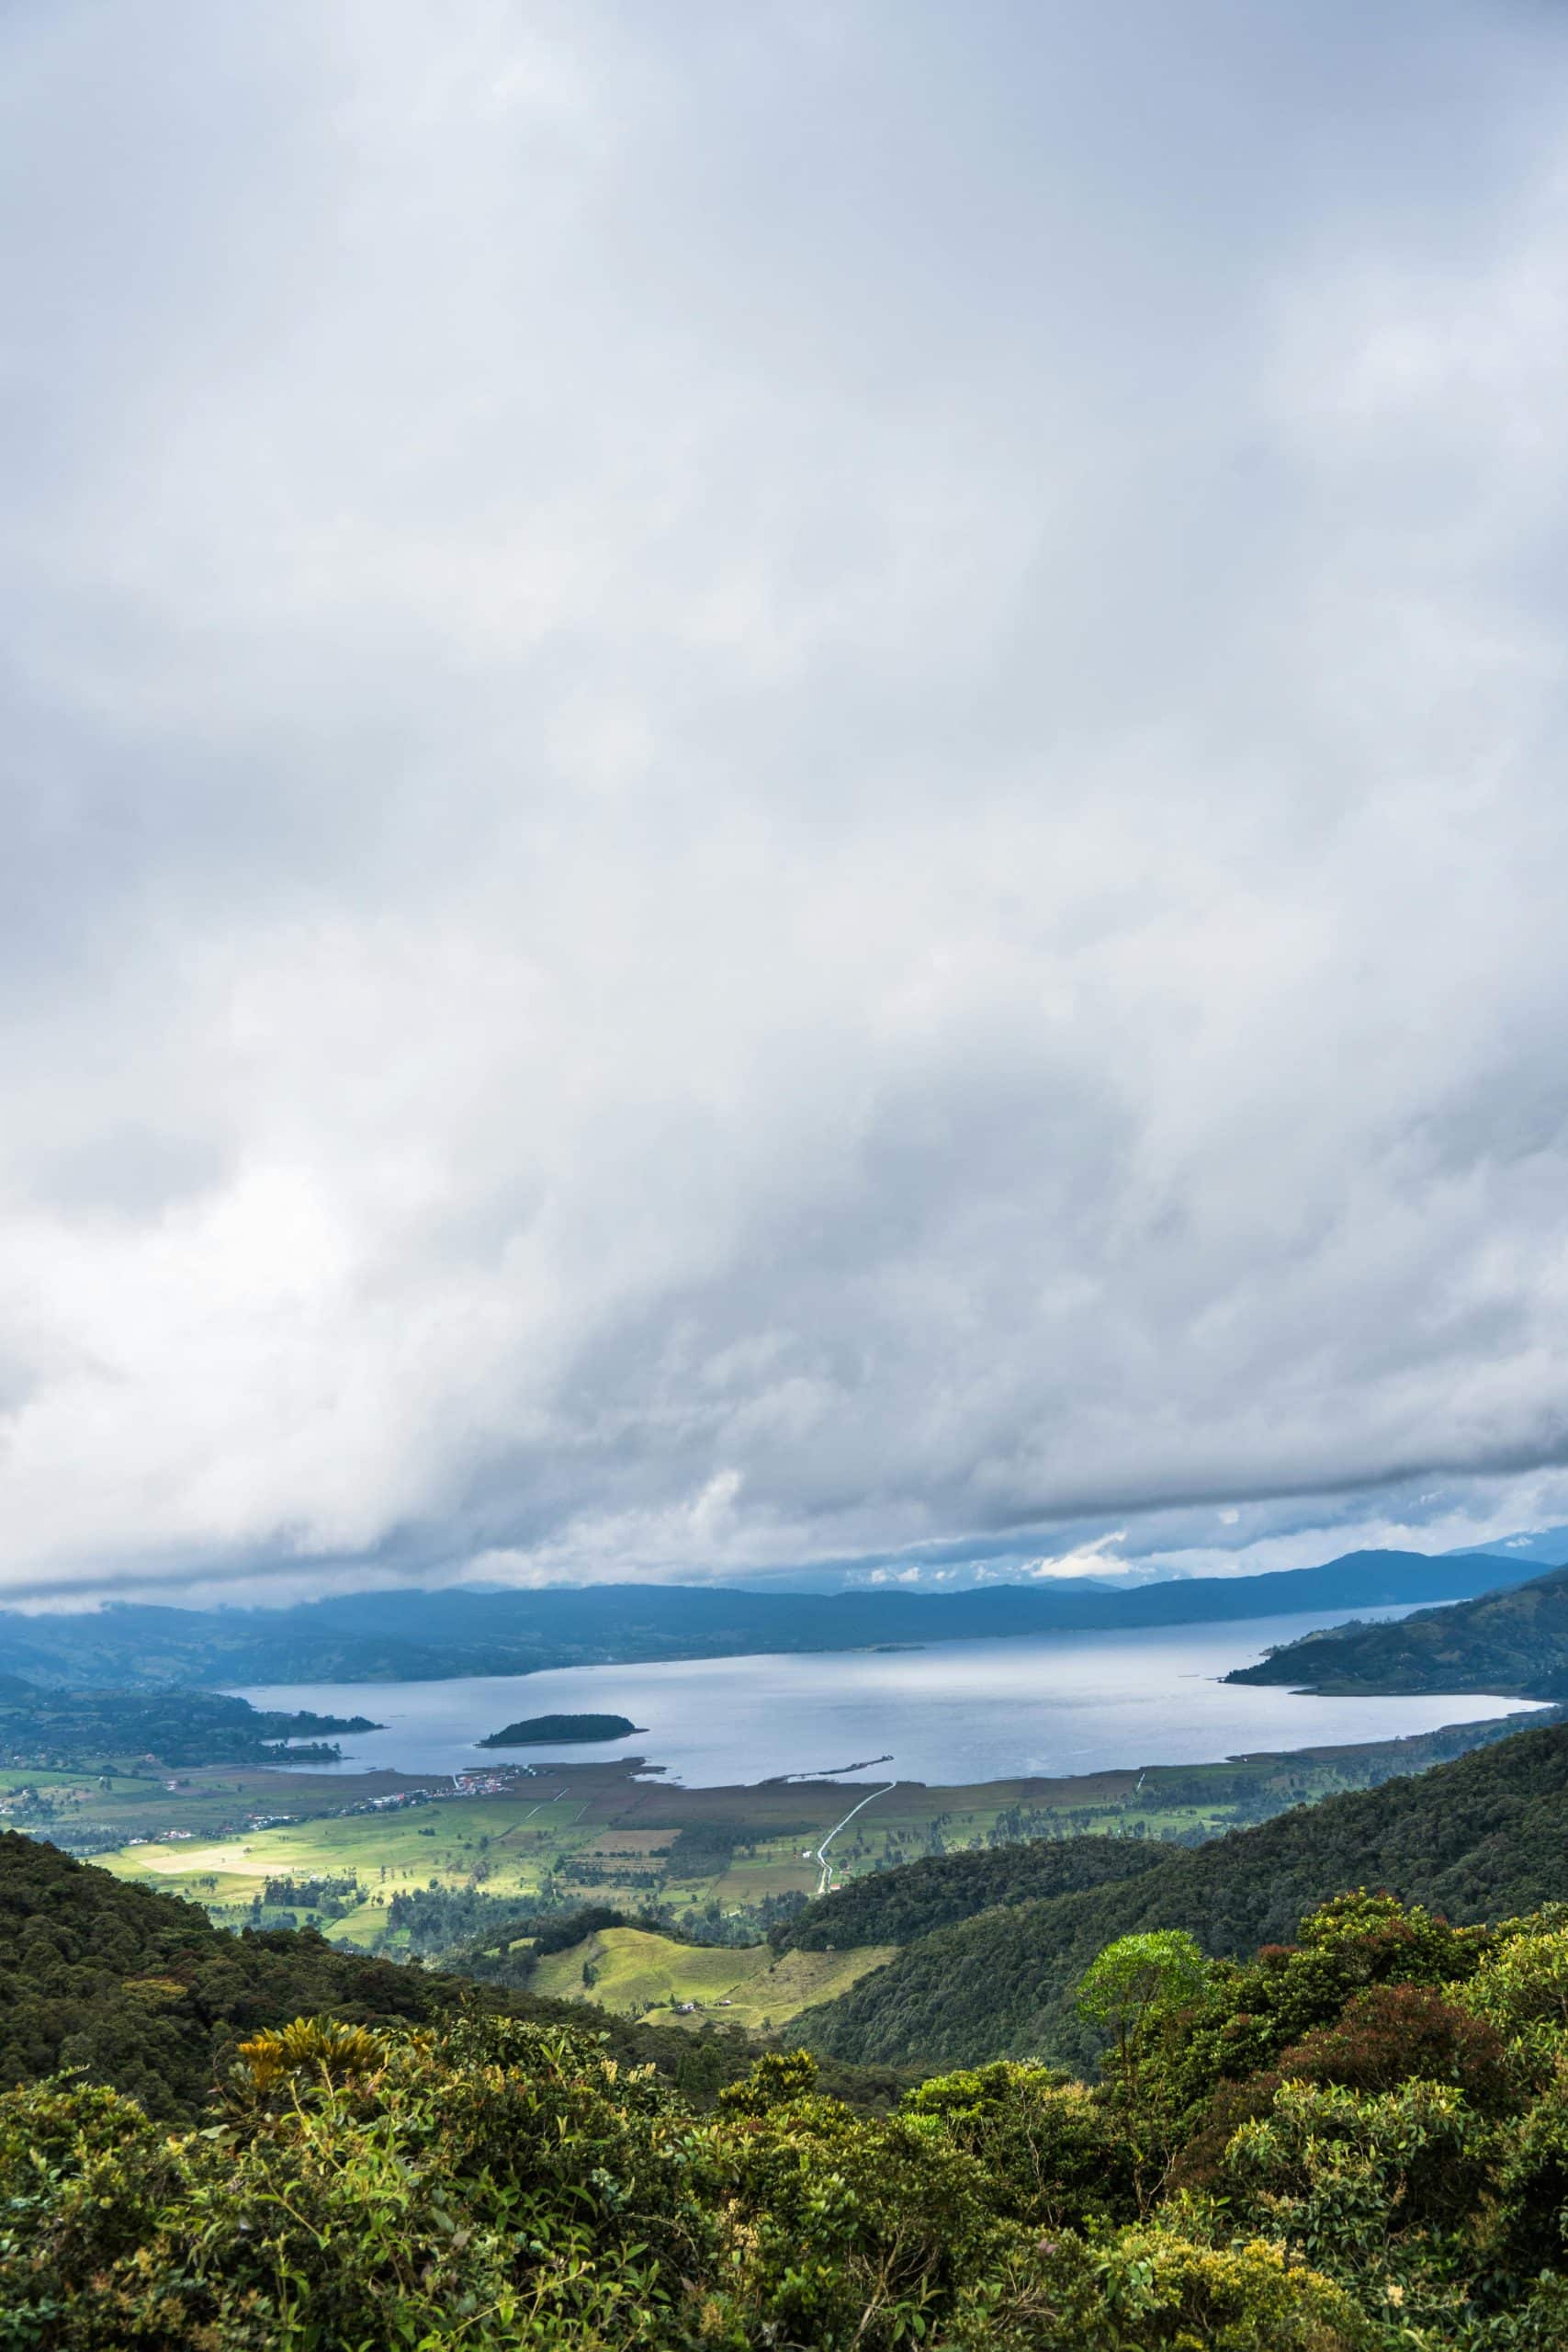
[0,2018,716,2350]
[1482,2061,1568,2284]
[901,2059,1137,2227]
[949,2228,1374,2351]
[1160,1894,1488,2116]
[1219,2075,1491,2265]
[0,2015,1392,2352]
[1273,1983,1513,2113]
[1454,1926,1568,2088]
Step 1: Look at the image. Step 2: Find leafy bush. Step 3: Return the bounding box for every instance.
[1221,2075,1492,2254]
[14,1785,1568,2342]
[901,2059,1136,2228]
[1454,1922,1568,2086]
[0,2008,1404,2351]
[1273,1983,1511,2111]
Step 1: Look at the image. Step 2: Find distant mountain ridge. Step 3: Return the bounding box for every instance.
[1447,1523,1568,1567]
[1227,1559,1568,1700]
[0,1545,1554,1690]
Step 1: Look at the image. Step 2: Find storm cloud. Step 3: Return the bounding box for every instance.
[5,0,1568,1600]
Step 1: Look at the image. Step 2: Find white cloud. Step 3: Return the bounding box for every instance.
[3,1,1568,1600]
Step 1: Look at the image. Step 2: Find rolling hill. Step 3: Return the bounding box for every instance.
[526,1921,894,2030]
[0,1830,906,2121]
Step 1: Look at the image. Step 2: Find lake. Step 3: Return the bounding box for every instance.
[235,1606,1546,1788]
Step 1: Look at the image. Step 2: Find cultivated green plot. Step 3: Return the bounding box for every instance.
[75,1710,1545,1962]
[528,1925,895,2030]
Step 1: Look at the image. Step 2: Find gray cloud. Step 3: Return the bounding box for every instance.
[3,0,1568,1600]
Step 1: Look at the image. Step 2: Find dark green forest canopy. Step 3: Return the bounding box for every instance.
[1228,1561,1568,1699]
[775,1832,1168,1951]
[8,1874,1568,2346]
[0,1686,378,1769]
[795,1718,1568,2072]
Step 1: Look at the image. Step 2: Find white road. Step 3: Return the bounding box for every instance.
[813,1780,894,1897]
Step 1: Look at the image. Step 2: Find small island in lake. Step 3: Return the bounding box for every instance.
[478,1712,643,1748]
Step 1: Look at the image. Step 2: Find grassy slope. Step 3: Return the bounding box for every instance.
[0,1831,915,2122]
[795,1716,1568,2074]
[529,1924,896,2030]
[1228,1563,1568,1697]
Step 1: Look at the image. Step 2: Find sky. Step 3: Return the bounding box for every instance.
[5,0,1568,1608]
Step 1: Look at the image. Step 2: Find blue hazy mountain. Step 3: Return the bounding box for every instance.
[1448,1526,1568,1567]
[0,1544,1554,1690]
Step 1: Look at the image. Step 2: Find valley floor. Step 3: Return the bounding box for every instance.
[0,1704,1534,1968]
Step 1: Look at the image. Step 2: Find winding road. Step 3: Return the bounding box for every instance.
[813,1779,894,1896]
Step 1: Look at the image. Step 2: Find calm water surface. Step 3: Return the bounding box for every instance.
[236,1608,1545,1788]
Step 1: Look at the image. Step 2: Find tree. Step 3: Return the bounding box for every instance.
[1077,1929,1210,2073]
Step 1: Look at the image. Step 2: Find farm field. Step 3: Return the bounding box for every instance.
[527,1924,896,2030]
[67,1703,1534,1955]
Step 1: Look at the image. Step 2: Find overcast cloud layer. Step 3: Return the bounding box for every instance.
[5,0,1568,1604]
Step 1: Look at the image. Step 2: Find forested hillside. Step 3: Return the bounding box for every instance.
[795,1718,1568,2071]
[776,1831,1166,1950]
[1229,1562,1568,1698]
[0,1686,378,1769]
[9,1876,1568,2344]
[0,1834,902,2122]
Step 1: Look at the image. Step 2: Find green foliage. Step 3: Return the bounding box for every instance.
[1223,2075,1491,2254]
[716,2046,821,2114]
[949,2229,1374,2351]
[1453,1920,1568,2086]
[1077,1928,1211,2064]
[0,1687,377,1769]
[13,1874,1568,2344]
[1273,1984,1511,2111]
[663,1818,788,1877]
[13,1733,1568,2343]
[0,2030,1380,2351]
[1484,2064,1568,2279]
[478,1713,638,1747]
[1227,1562,1568,1699]
[1155,1894,1491,2114]
[776,1830,1165,1951]
[902,2059,1136,2228]
[799,1723,1568,2071]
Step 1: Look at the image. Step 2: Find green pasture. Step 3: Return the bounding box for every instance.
[77,1712,1525,1954]
[528,1925,895,2030]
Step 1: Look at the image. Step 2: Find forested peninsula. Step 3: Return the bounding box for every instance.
[0,1686,378,1770]
[1227,1560,1568,1699]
